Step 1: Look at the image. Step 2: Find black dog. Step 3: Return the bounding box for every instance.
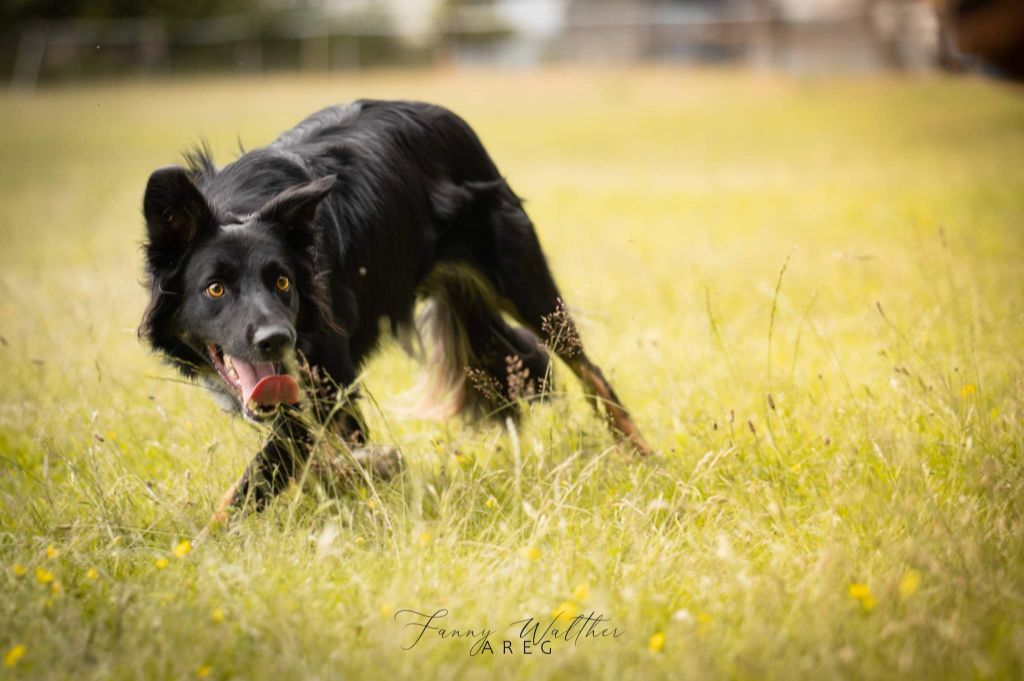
[140,100,651,525]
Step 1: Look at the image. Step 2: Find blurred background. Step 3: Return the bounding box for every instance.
[2,2,1024,677]
[3,0,1023,87]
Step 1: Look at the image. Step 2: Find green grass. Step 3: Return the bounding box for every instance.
[1,67,1023,680]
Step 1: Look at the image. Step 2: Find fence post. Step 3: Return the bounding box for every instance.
[11,26,47,90]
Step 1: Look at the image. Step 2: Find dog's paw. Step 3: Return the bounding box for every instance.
[309,444,404,490]
[350,444,404,481]
[193,522,216,548]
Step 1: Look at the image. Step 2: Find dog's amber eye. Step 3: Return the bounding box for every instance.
[275,276,290,293]
[206,282,225,299]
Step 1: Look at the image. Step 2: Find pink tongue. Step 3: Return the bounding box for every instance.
[230,356,300,406]
[249,375,301,405]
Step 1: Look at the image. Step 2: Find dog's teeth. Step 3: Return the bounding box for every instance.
[224,355,239,380]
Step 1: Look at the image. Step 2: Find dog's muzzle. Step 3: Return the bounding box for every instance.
[207,343,300,418]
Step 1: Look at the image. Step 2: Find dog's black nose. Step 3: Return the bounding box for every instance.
[254,326,293,358]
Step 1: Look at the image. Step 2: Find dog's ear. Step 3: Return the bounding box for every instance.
[143,166,215,267]
[257,175,337,228]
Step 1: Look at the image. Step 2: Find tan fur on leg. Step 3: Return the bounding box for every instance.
[194,477,243,546]
[571,358,653,456]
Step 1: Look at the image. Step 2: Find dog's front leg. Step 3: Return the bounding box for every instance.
[304,375,404,493]
[198,393,373,539]
[204,411,312,531]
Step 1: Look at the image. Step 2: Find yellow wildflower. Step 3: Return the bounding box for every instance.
[520,546,541,562]
[154,557,169,570]
[848,583,870,600]
[484,496,497,509]
[4,644,26,668]
[899,570,921,600]
[379,602,394,618]
[173,540,192,558]
[960,384,976,399]
[12,564,27,577]
[50,581,62,595]
[367,498,379,510]
[86,567,99,580]
[195,664,212,678]
[35,566,55,584]
[849,582,877,611]
[45,545,59,560]
[211,608,225,624]
[106,430,118,441]
[553,601,578,622]
[572,583,590,601]
[647,632,665,653]
[418,531,432,547]
[697,610,713,636]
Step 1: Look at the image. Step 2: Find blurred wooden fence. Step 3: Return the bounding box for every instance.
[5,2,941,89]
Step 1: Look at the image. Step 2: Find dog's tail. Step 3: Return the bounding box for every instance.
[402,263,551,421]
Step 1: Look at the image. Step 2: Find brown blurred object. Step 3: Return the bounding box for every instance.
[941,0,1024,77]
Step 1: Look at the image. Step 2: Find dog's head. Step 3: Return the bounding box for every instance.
[139,166,337,421]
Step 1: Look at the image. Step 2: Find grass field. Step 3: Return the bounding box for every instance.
[1,68,1023,680]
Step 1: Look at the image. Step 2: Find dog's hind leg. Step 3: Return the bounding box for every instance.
[414,263,553,420]
[438,191,652,455]
[535,304,652,456]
